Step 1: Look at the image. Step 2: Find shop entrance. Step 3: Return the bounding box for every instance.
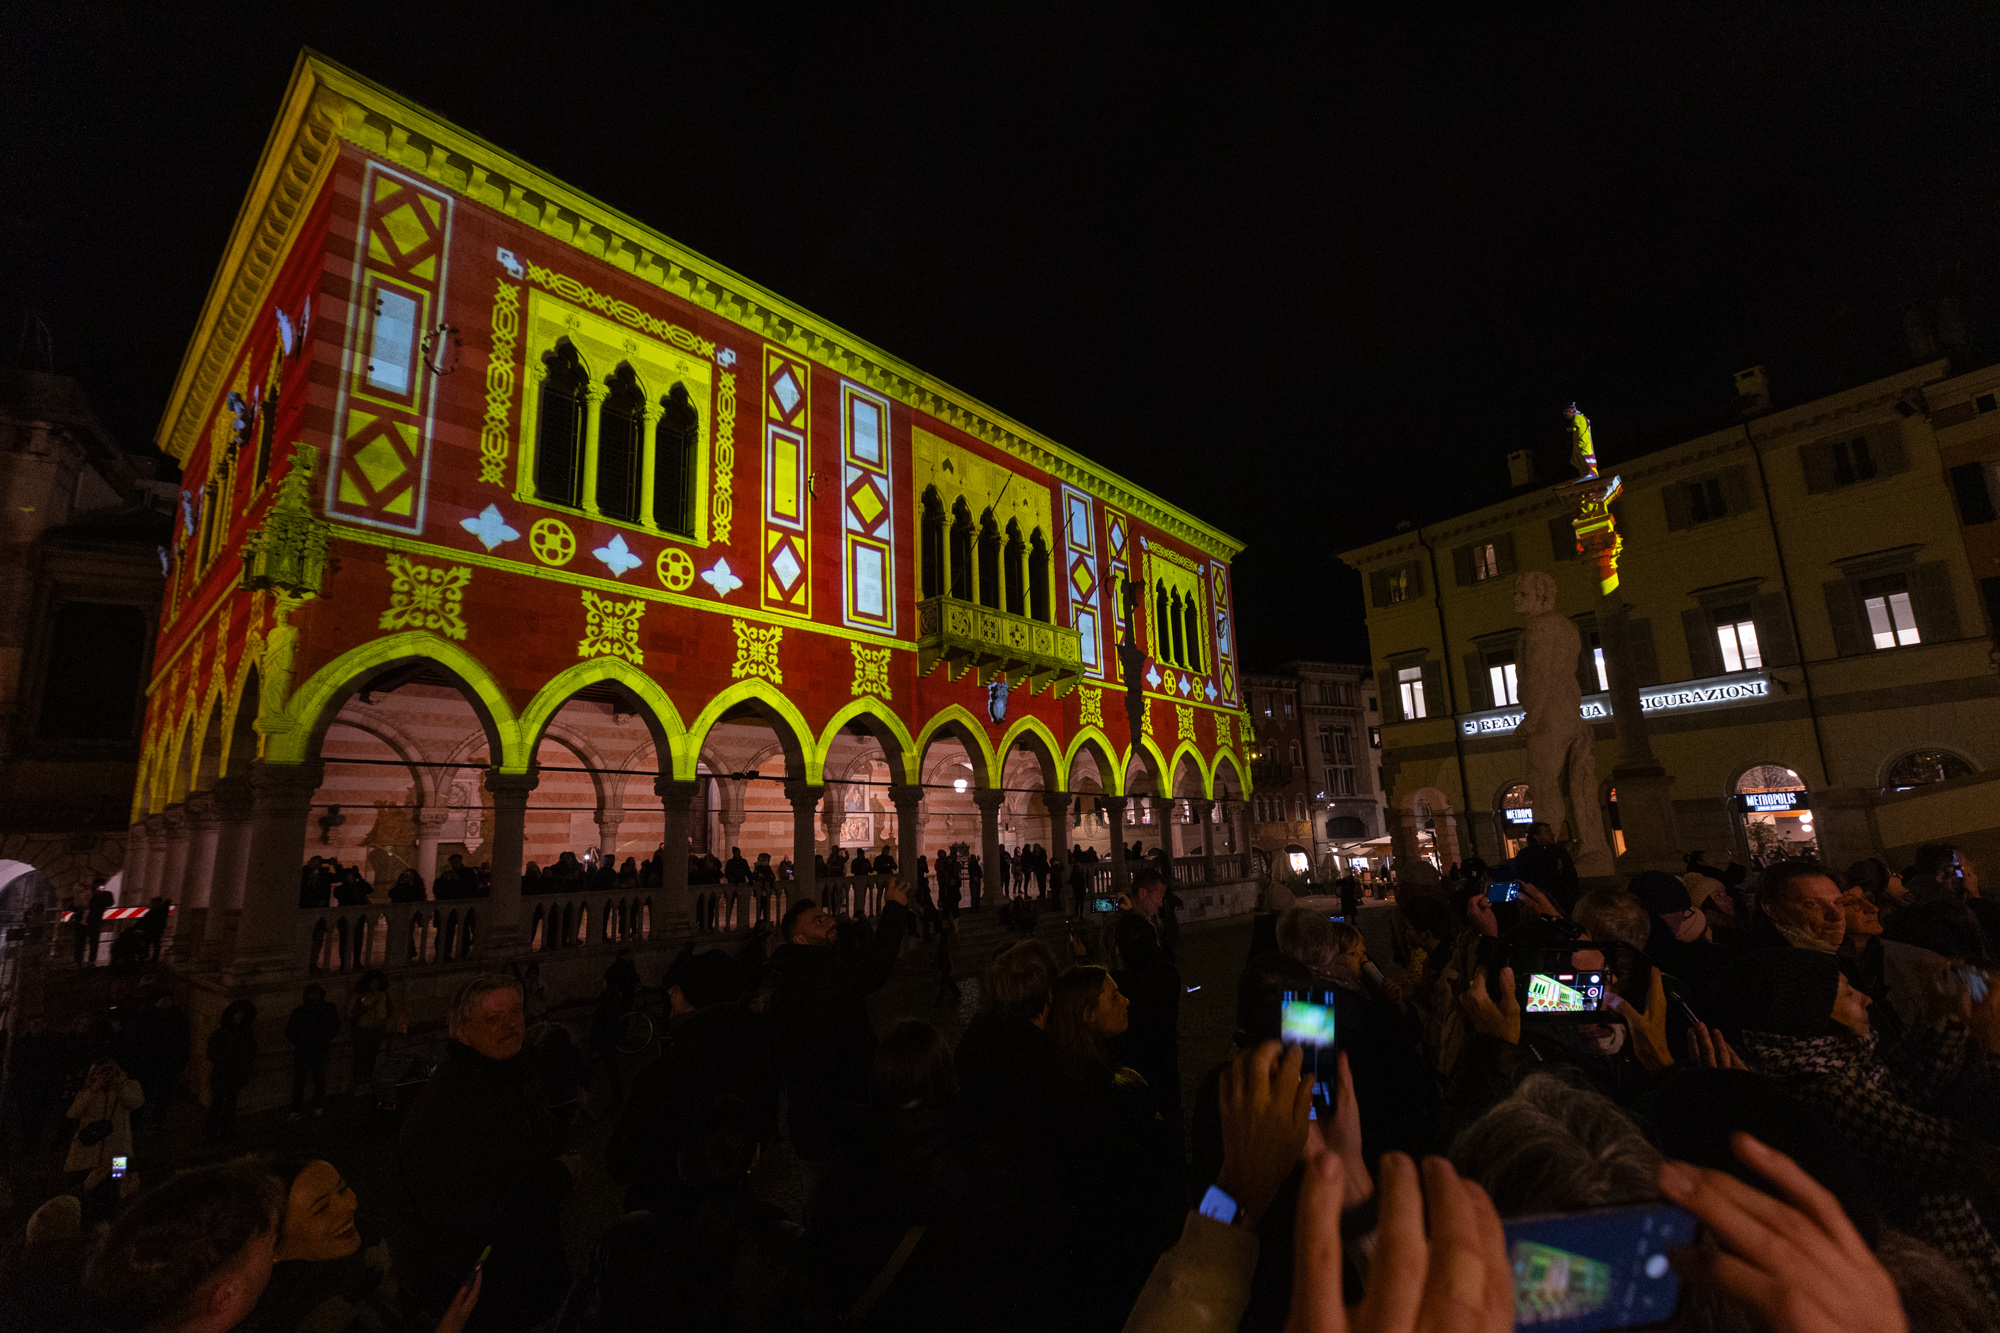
[1735,765,1817,863]
[1495,783,1534,859]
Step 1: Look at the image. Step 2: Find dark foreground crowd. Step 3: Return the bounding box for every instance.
[4,842,1995,1332]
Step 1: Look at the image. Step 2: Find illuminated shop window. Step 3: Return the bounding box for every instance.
[1397,666,1427,719]
[1713,605,1763,671]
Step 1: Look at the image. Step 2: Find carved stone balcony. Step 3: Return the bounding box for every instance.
[916,596,1083,697]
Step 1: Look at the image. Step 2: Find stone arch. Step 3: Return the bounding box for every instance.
[1211,750,1246,800]
[322,713,433,810]
[279,632,522,769]
[1063,728,1122,798]
[1126,735,1172,799]
[519,658,687,778]
[682,679,816,782]
[221,666,263,779]
[997,716,1065,793]
[816,698,917,788]
[536,720,615,814]
[913,705,999,789]
[168,715,199,807]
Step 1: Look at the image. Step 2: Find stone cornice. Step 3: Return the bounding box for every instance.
[160,50,1244,562]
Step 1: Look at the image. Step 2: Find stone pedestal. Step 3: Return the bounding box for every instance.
[1611,766,1683,875]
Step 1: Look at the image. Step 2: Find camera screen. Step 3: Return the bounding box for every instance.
[1524,970,1610,1014]
[1488,880,1523,903]
[1089,896,1121,913]
[1505,1203,1694,1330]
[1279,997,1337,1049]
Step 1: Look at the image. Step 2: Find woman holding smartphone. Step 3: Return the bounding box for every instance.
[64,1057,141,1181]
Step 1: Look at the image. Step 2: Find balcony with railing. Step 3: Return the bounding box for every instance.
[916,596,1083,695]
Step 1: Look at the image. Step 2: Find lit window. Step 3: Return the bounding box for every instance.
[1472,542,1499,580]
[1387,566,1415,603]
[1397,666,1427,719]
[1714,605,1762,672]
[1864,590,1921,649]
[1592,646,1609,692]
[1283,698,1294,718]
[1487,653,1520,707]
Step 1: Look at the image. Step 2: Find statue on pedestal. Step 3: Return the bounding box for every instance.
[1514,571,1615,877]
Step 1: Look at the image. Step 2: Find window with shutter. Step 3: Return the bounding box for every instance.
[1982,576,2000,636]
[1950,462,1997,525]
[1829,436,1877,487]
[1662,482,1693,532]
[1800,441,1837,494]
[1718,466,1753,516]
[1464,653,1490,710]
[1682,608,1725,679]
[1872,423,1909,477]
[1905,562,1961,643]
[1855,573,1923,649]
[1823,580,1869,656]
[1419,660,1446,718]
[1369,570,1391,608]
[1711,604,1762,671]
[1452,545,1475,586]
[1549,516,1577,561]
[1495,532,1518,576]
[1750,593,1797,666]
[1688,477,1728,524]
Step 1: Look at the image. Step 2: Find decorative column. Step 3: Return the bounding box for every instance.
[972,788,1005,908]
[719,779,747,859]
[578,381,607,519]
[595,797,624,867]
[1103,796,1130,892]
[139,813,172,903]
[413,807,449,894]
[891,787,923,904]
[655,777,699,930]
[784,781,822,911]
[172,793,223,962]
[483,769,539,955]
[1192,800,1220,883]
[1039,791,1071,891]
[121,821,154,904]
[206,775,255,967]
[155,808,191,907]
[820,780,845,855]
[225,760,325,978]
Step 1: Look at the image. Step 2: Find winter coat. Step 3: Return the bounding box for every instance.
[239,1241,417,1333]
[606,1002,781,1211]
[1113,910,1183,1106]
[288,1000,342,1057]
[65,1076,142,1172]
[396,1039,573,1328]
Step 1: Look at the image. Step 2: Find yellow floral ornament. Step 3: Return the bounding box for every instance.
[379,554,470,640]
[731,619,783,685]
[850,643,892,699]
[578,591,645,664]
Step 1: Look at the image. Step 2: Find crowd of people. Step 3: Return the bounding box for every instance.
[12,826,1989,1332]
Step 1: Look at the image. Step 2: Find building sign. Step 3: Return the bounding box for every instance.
[1458,670,1774,737]
[1503,807,1536,825]
[1737,790,1808,814]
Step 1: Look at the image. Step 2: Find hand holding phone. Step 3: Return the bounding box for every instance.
[1486,880,1523,903]
[1279,990,1338,1119]
[1503,1201,1693,1329]
[110,1154,127,1180]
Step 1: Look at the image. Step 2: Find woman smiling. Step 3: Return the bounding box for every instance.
[239,1156,479,1333]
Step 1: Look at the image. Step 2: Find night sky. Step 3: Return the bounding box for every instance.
[7,5,2000,668]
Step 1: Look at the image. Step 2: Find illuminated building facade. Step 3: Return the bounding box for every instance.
[120,54,1254,1044]
[1244,663,1384,877]
[1345,359,2000,875]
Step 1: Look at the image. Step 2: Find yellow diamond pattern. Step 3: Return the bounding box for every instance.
[353,434,408,490]
[380,202,429,258]
[1070,562,1096,601]
[849,480,885,526]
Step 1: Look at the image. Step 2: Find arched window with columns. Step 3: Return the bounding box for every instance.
[534,339,588,507]
[595,362,644,522]
[653,382,698,535]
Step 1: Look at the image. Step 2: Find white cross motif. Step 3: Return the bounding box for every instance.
[701,557,744,598]
[592,533,643,577]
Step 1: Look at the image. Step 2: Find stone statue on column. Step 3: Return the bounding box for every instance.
[1514,571,1614,877]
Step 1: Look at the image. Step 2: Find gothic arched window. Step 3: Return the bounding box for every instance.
[1169,588,1187,667]
[596,362,644,523]
[654,383,698,535]
[977,510,1002,609]
[534,340,588,507]
[1003,520,1026,616]
[1029,529,1051,621]
[1154,582,1173,663]
[1183,593,1204,674]
[949,498,975,601]
[920,487,946,598]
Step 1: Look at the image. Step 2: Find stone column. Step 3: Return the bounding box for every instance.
[139,814,171,903]
[225,760,325,978]
[891,787,923,904]
[155,808,190,909]
[1187,800,1215,882]
[1599,599,1680,875]
[1103,796,1130,892]
[819,780,844,856]
[972,788,1005,908]
[483,769,539,955]
[719,779,746,861]
[121,821,153,903]
[1039,791,1070,895]
[656,778,699,930]
[172,793,222,962]
[595,804,624,868]
[784,781,823,911]
[412,807,448,895]
[207,775,255,966]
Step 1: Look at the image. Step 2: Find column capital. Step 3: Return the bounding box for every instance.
[655,777,702,804]
[484,767,541,804]
[414,805,451,833]
[1100,793,1129,810]
[249,759,326,815]
[1039,789,1072,812]
[783,780,824,808]
[889,786,924,814]
[210,774,255,821]
[144,811,169,836]
[158,807,190,838]
[182,791,221,830]
[970,787,1006,813]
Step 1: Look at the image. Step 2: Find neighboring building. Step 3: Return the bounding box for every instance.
[1244,661,1385,875]
[1342,359,2000,876]
[120,53,1256,1083]
[0,366,173,921]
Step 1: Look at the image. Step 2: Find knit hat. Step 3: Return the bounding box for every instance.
[1717,948,1842,1037]
[1682,873,1726,908]
[1628,870,1692,917]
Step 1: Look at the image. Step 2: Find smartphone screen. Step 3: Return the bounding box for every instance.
[110,1155,127,1179]
[1522,970,1611,1014]
[1504,1202,1694,1330]
[1090,895,1121,913]
[1279,990,1337,1119]
[1487,880,1523,903]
